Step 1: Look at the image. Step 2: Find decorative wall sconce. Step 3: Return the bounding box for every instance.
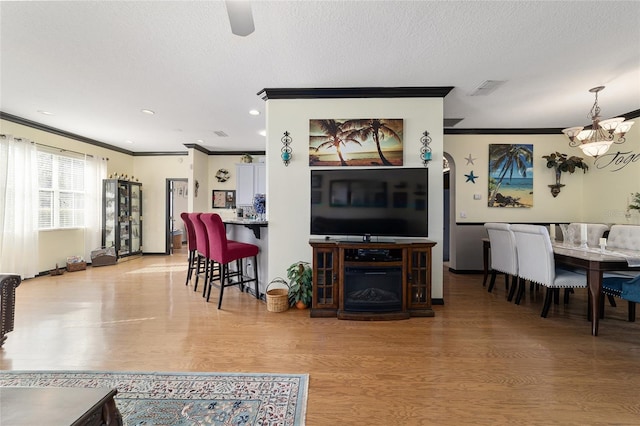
[281,131,292,166]
[420,131,432,166]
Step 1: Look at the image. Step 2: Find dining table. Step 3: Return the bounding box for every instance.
[551,242,640,336]
[482,238,640,336]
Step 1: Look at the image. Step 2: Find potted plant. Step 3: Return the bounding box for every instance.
[287,261,312,309]
[541,152,589,197]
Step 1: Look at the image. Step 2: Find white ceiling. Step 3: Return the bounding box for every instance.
[1,1,639,154]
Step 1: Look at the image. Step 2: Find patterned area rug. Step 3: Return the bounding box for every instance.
[0,370,308,425]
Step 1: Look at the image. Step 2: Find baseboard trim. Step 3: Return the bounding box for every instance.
[448,268,483,274]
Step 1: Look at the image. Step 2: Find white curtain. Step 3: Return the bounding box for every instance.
[84,155,108,262]
[0,134,39,278]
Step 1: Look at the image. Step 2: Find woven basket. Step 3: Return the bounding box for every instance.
[266,278,290,313]
[66,261,87,272]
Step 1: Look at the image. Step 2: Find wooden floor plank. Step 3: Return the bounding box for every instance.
[2,249,639,424]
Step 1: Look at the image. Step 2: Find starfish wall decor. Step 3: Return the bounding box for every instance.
[465,154,476,165]
[465,171,478,183]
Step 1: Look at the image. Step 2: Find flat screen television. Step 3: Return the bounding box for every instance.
[310,168,428,238]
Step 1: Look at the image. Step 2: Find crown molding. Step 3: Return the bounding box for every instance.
[0,111,135,155]
[445,128,563,135]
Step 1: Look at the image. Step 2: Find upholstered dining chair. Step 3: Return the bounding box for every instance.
[180,212,198,286]
[484,223,518,298]
[606,224,640,251]
[601,274,640,322]
[191,213,220,295]
[567,223,610,246]
[199,213,260,309]
[600,224,640,320]
[511,224,588,318]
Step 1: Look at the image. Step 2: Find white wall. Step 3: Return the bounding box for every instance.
[265,97,445,299]
[189,149,210,214]
[207,155,250,220]
[581,123,640,224]
[5,113,637,274]
[444,128,639,225]
[133,155,190,252]
[443,126,640,271]
[444,134,586,224]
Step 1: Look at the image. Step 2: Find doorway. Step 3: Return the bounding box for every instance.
[166,178,188,254]
[443,153,454,263]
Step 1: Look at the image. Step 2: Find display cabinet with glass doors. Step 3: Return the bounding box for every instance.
[102,179,142,260]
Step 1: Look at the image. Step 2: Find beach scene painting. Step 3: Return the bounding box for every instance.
[309,119,403,166]
[488,144,533,208]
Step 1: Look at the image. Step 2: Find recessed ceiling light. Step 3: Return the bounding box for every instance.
[141,109,155,115]
[125,140,134,144]
[249,109,260,116]
[258,130,266,137]
[196,139,204,143]
[38,110,54,115]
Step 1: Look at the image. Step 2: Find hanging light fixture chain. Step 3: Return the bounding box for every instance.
[589,89,601,121]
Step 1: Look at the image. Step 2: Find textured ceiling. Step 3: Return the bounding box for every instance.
[1,1,639,154]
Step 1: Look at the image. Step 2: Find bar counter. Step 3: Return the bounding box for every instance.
[223,218,269,297]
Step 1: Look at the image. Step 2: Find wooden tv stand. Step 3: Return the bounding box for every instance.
[309,238,436,320]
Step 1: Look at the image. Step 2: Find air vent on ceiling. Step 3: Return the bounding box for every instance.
[444,118,464,128]
[213,130,229,137]
[469,80,506,96]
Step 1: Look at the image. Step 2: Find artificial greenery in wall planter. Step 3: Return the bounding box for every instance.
[628,192,640,211]
[627,192,640,221]
[541,152,589,198]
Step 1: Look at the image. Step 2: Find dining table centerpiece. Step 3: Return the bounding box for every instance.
[542,152,589,197]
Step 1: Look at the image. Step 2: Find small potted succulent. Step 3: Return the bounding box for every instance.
[287,261,313,309]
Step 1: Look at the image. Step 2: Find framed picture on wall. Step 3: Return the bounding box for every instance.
[213,190,236,209]
[308,118,404,167]
[488,144,533,208]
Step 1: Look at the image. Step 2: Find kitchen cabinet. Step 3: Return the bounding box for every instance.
[236,163,266,206]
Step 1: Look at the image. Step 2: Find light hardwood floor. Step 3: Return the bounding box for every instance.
[2,248,639,425]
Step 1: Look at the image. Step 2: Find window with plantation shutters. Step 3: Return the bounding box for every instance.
[37,150,85,229]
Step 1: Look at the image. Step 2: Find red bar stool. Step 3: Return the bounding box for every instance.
[191,213,220,295]
[180,212,198,286]
[199,213,260,309]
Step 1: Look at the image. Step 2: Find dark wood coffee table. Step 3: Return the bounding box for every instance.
[0,387,122,425]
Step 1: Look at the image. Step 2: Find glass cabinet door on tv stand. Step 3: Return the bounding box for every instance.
[102,179,143,260]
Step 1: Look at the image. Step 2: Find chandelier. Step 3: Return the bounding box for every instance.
[561,86,634,157]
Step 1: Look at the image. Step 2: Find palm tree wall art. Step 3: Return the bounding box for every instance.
[488,144,534,208]
[309,119,403,166]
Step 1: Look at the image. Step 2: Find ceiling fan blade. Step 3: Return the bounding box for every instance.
[225,1,255,37]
